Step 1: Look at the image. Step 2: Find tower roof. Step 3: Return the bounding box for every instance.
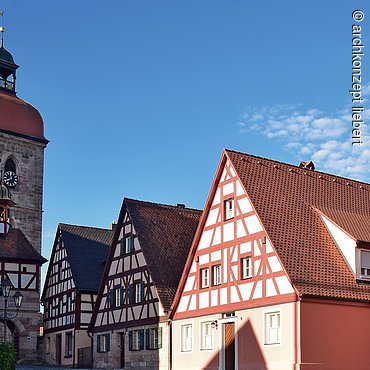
[0,91,48,143]
[0,45,15,64]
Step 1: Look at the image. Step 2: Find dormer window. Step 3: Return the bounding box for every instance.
[359,249,370,278]
[224,198,234,220]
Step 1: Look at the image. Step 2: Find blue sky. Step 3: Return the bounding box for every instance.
[1,1,369,280]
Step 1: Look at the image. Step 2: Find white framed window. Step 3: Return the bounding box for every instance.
[360,249,370,277]
[200,268,209,288]
[241,256,252,279]
[135,282,142,303]
[129,329,144,351]
[200,321,214,350]
[264,311,281,345]
[224,198,234,220]
[132,330,141,351]
[146,328,162,350]
[212,264,221,286]
[97,334,110,352]
[181,324,193,352]
[126,235,134,253]
[115,287,121,307]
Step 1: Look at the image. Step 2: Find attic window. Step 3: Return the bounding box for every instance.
[360,250,370,278]
[224,198,234,220]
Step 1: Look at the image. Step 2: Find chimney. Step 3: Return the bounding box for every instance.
[109,221,117,231]
[299,161,315,170]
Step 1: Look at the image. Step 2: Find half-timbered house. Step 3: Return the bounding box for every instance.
[171,149,370,370]
[0,184,47,359]
[42,223,113,367]
[89,198,201,369]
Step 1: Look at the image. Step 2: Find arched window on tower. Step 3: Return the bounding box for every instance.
[4,158,16,173]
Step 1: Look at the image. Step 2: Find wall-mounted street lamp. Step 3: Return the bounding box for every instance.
[0,276,23,342]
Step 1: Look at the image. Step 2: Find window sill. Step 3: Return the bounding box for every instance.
[64,355,72,358]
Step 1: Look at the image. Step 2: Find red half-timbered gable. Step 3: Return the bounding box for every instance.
[171,149,370,370]
[173,155,296,319]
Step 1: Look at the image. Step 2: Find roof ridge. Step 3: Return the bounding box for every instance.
[225,148,370,187]
[59,223,111,232]
[125,197,202,212]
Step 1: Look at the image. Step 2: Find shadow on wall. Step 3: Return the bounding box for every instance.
[202,319,268,370]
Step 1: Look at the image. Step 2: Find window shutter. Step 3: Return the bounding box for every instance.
[139,329,144,350]
[120,239,125,255]
[128,331,133,351]
[109,289,114,307]
[106,334,110,352]
[128,284,134,304]
[129,235,134,252]
[120,287,124,306]
[158,327,162,349]
[140,281,145,302]
[97,335,101,352]
[145,329,150,350]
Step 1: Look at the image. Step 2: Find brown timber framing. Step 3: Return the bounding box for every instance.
[90,200,158,333]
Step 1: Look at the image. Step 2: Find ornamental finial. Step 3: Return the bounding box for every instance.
[0,11,4,47]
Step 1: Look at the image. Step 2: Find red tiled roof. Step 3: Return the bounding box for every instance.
[126,198,202,311]
[226,149,370,302]
[0,228,47,263]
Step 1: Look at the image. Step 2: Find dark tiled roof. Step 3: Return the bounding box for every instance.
[126,199,202,311]
[0,228,46,263]
[59,224,113,291]
[226,149,370,301]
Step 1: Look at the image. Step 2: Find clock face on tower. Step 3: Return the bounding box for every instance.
[3,171,18,188]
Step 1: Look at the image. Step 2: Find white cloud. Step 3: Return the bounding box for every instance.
[238,103,370,182]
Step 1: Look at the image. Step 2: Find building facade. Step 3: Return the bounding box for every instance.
[0,40,48,361]
[42,224,113,367]
[171,149,370,370]
[89,198,201,369]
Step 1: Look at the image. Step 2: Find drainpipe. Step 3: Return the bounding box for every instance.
[87,330,94,369]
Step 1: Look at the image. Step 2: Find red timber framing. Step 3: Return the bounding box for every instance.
[172,151,298,320]
[91,206,162,332]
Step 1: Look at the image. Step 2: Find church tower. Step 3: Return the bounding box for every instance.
[0,18,48,362]
[0,24,48,254]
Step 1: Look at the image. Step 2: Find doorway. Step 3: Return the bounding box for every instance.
[56,334,62,365]
[120,333,125,368]
[219,318,238,370]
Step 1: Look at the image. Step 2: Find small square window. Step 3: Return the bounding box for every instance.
[265,311,281,345]
[224,198,234,220]
[212,265,221,286]
[200,268,209,288]
[241,257,252,279]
